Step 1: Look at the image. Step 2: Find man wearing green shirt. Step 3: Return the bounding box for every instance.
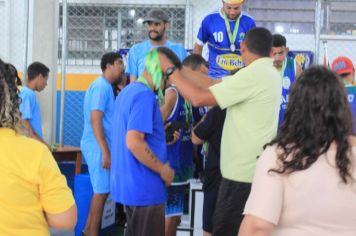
[162,27,281,236]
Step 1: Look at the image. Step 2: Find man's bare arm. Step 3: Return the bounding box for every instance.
[21,119,48,146]
[126,130,174,185]
[91,110,110,169]
[296,63,303,78]
[181,67,220,89]
[193,43,203,55]
[191,130,204,145]
[160,88,177,121]
[168,69,217,107]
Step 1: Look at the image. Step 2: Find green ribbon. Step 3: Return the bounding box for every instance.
[137,49,165,104]
[184,100,193,125]
[223,12,241,51]
[280,59,286,80]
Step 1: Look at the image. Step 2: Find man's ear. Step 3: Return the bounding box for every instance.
[270,47,276,58]
[285,47,289,55]
[164,22,169,30]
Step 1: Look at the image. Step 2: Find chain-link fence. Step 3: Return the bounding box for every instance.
[3,0,356,146]
[59,3,186,67]
[57,0,356,146]
[0,0,28,78]
[319,0,356,65]
[57,1,188,145]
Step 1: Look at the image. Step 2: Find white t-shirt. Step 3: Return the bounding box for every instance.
[244,144,356,236]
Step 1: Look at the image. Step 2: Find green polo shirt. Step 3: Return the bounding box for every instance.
[210,57,281,183]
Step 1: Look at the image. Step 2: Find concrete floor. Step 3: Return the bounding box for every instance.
[49,228,74,236]
[49,227,124,236]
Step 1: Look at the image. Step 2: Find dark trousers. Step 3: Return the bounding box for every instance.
[212,178,251,236]
[203,179,221,233]
[124,204,164,236]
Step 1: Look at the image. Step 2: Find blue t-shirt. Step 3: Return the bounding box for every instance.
[278,57,297,126]
[125,40,188,78]
[110,82,167,206]
[196,10,256,78]
[19,86,43,138]
[166,86,194,184]
[81,76,114,152]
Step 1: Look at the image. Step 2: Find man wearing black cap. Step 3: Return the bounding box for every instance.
[125,9,187,83]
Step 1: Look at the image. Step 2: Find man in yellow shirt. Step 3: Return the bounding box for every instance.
[163,27,281,235]
[0,59,77,236]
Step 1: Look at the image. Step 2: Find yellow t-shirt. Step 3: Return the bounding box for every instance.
[210,58,281,183]
[0,128,75,236]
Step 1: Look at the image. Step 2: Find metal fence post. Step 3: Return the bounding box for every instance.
[59,0,68,145]
[315,0,322,64]
[22,0,29,83]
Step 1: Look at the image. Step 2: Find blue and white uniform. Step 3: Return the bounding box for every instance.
[166,86,194,184]
[196,10,256,78]
[165,86,194,216]
[279,57,297,126]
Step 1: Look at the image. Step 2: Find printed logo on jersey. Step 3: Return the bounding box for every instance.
[216,54,244,71]
[348,94,354,102]
[239,32,245,42]
[281,94,289,106]
[282,76,291,90]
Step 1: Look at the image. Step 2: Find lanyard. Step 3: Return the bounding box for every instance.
[223,12,241,51]
[183,100,193,125]
[280,59,286,80]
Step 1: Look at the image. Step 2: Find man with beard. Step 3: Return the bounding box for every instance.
[193,0,255,79]
[125,9,187,83]
[271,34,302,126]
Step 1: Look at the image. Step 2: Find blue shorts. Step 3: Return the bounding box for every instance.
[165,184,188,217]
[82,148,110,194]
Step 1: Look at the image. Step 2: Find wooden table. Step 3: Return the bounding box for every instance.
[52,146,82,175]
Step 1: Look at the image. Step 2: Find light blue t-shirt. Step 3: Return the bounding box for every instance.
[125,40,188,78]
[110,82,167,206]
[196,11,256,78]
[81,76,114,152]
[19,86,43,138]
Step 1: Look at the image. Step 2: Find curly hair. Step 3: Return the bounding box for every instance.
[0,59,21,131]
[267,65,354,184]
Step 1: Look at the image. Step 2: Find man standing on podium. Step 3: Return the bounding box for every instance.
[193,0,256,79]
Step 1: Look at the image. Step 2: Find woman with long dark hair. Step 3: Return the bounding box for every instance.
[0,59,77,235]
[239,65,356,236]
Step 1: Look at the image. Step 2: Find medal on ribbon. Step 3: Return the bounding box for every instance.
[224,12,241,53]
[230,44,236,52]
